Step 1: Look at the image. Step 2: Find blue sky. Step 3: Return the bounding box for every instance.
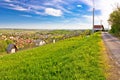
[0,0,119,29]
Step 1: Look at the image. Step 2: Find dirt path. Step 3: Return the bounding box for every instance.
[102,32,120,80]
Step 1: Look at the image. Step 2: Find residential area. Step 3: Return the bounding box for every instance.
[0,29,83,53]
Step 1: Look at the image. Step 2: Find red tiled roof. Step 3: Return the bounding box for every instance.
[94,25,103,28]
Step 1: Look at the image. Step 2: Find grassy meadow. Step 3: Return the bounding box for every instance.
[0,32,107,80]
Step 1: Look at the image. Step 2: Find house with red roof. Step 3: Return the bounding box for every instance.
[93,25,104,31]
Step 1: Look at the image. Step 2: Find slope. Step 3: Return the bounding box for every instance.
[0,33,106,80]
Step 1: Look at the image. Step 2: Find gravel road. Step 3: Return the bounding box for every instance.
[102,32,120,80]
[102,32,120,66]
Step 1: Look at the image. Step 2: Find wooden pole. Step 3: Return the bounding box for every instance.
[92,0,95,33]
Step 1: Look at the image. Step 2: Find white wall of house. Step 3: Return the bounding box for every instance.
[11,48,16,53]
[94,28,103,30]
[39,40,46,46]
[53,39,56,43]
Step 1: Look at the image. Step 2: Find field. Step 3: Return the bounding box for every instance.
[0,32,106,80]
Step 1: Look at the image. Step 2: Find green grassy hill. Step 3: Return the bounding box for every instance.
[0,33,106,80]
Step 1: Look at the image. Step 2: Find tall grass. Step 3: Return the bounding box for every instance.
[0,33,106,80]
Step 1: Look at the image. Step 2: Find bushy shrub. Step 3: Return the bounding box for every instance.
[0,40,13,52]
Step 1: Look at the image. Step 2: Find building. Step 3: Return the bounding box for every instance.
[6,44,18,53]
[94,25,104,31]
[34,39,46,46]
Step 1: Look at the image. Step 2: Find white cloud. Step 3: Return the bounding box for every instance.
[4,0,11,2]
[21,15,32,17]
[7,4,28,11]
[2,0,69,16]
[56,5,72,14]
[52,0,68,5]
[82,15,91,18]
[95,0,120,27]
[43,1,71,14]
[43,0,65,6]
[77,5,82,8]
[2,0,120,29]
[6,4,45,15]
[27,5,45,10]
[82,15,100,23]
[80,0,93,7]
[80,0,120,28]
[12,6,27,11]
[34,11,45,15]
[45,8,62,16]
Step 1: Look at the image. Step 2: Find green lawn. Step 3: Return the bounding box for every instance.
[0,33,106,80]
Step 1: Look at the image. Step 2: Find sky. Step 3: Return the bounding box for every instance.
[0,0,120,29]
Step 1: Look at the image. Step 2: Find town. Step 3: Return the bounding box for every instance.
[0,29,84,53]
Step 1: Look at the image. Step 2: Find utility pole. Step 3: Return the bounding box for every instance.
[92,0,95,33]
[100,20,102,25]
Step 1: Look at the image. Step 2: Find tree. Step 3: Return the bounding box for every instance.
[108,6,120,35]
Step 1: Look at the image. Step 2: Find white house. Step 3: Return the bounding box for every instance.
[6,44,18,53]
[35,39,46,46]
